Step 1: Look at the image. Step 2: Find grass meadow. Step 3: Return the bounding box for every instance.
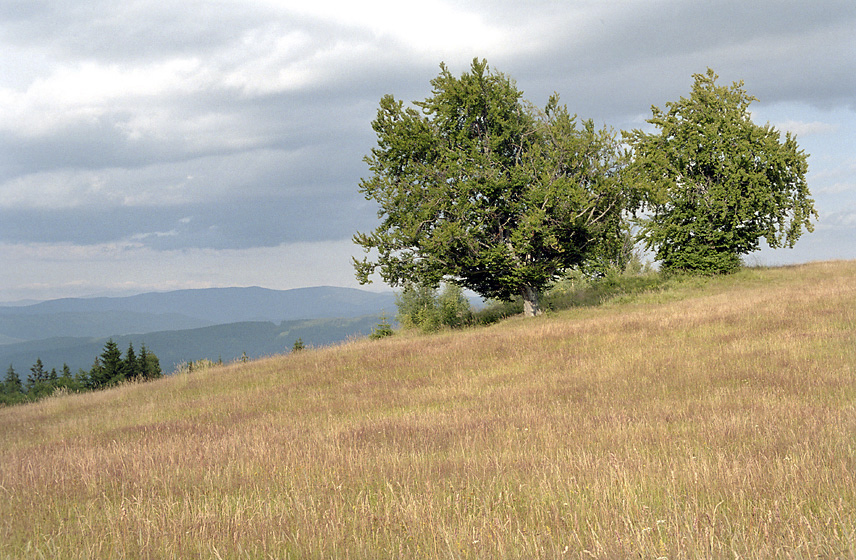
[1,261,855,559]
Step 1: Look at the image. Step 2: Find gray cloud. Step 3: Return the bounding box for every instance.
[1,0,854,300]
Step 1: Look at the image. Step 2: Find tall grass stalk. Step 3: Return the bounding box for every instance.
[1,261,855,558]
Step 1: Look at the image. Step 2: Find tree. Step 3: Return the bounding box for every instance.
[87,357,104,389]
[123,342,142,381]
[626,69,817,273]
[396,282,472,332]
[4,364,22,395]
[137,344,162,380]
[437,283,472,328]
[354,58,635,316]
[2,365,25,405]
[396,282,443,331]
[369,314,394,340]
[88,339,123,389]
[56,363,78,392]
[74,367,89,388]
[27,358,47,391]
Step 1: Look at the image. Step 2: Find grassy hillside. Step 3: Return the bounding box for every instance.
[1,261,855,559]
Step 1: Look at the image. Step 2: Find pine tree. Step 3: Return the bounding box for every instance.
[99,339,124,386]
[59,363,76,391]
[123,342,142,380]
[27,358,46,391]
[4,364,23,395]
[87,357,104,390]
[137,344,148,379]
[138,345,162,380]
[75,367,90,389]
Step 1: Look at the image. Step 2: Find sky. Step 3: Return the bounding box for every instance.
[1,0,855,302]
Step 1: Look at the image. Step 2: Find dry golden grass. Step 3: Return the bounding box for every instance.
[1,261,855,559]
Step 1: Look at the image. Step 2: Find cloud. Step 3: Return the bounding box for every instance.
[0,238,377,301]
[773,120,839,137]
[822,209,856,228]
[1,0,855,299]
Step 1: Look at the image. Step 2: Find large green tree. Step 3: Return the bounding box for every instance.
[626,69,817,273]
[354,59,634,316]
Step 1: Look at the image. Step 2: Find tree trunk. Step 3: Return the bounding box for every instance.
[521,285,542,317]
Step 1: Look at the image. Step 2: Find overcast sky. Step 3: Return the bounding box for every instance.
[2,0,855,302]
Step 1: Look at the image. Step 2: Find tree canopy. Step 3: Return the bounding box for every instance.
[354,59,636,316]
[626,69,817,273]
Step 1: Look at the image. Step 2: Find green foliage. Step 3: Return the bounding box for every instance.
[89,339,123,389]
[369,314,395,340]
[292,338,305,352]
[137,344,162,380]
[354,58,639,316]
[123,342,142,380]
[3,364,22,395]
[396,283,473,333]
[626,69,817,274]
[470,298,523,326]
[174,358,219,375]
[26,358,46,391]
[396,283,442,332]
[0,364,27,405]
[543,267,665,310]
[1,340,162,406]
[437,283,472,328]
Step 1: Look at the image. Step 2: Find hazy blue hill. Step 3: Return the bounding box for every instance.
[0,286,397,345]
[0,315,387,374]
[0,311,213,343]
[0,286,397,375]
[0,286,397,325]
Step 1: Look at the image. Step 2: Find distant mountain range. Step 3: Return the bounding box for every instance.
[0,286,398,374]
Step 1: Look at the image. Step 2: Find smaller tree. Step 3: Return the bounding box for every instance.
[27,358,47,391]
[87,357,104,390]
[138,345,162,380]
[437,283,472,329]
[56,363,78,392]
[292,338,305,352]
[88,339,124,388]
[75,367,90,389]
[101,339,123,385]
[397,283,442,331]
[1,365,25,405]
[626,69,817,273]
[4,364,23,395]
[369,314,395,340]
[396,282,472,332]
[123,342,142,380]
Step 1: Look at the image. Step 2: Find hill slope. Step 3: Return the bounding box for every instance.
[1,261,854,558]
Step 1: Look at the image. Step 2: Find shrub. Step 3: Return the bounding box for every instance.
[369,314,395,340]
[396,282,472,332]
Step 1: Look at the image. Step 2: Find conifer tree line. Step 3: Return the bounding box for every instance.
[1,339,161,406]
